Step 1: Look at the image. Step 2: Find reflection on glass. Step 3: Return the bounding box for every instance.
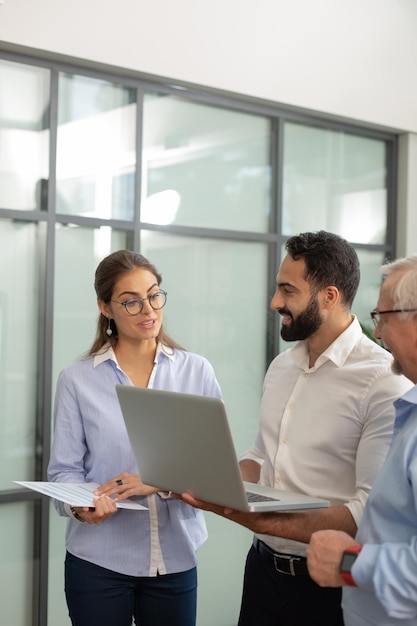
[52,225,129,387]
[141,190,181,225]
[142,94,272,233]
[0,60,50,211]
[0,502,34,624]
[140,231,268,451]
[0,220,39,487]
[56,74,136,220]
[282,123,387,244]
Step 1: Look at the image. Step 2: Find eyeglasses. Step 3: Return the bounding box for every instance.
[111,290,167,316]
[370,308,417,328]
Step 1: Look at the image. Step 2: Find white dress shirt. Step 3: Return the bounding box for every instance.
[240,316,413,555]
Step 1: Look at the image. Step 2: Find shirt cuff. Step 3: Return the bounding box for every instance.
[239,450,264,464]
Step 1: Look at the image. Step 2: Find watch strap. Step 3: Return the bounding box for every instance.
[340,544,362,586]
[70,505,86,522]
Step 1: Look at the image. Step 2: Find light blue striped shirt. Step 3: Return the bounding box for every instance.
[344,385,417,625]
[48,344,222,577]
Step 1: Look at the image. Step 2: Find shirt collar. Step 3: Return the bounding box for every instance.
[394,383,417,408]
[291,315,362,370]
[93,342,175,368]
[393,384,417,433]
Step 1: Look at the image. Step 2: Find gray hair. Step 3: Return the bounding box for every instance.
[380,254,417,318]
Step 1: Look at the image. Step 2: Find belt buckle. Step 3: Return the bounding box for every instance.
[273,553,297,576]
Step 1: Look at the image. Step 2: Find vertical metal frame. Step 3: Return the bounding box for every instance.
[266,117,281,364]
[385,135,398,261]
[33,65,60,626]
[133,86,145,252]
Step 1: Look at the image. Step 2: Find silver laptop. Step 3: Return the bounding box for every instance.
[116,385,330,512]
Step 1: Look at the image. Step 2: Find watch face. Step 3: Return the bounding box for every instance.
[341,551,357,572]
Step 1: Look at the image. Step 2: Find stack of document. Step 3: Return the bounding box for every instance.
[14,481,148,510]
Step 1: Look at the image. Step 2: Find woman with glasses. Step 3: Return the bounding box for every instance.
[48,249,222,626]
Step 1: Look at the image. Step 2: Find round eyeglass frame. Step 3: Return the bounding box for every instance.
[111,290,167,316]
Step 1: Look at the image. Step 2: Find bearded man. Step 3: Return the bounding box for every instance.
[181,231,412,626]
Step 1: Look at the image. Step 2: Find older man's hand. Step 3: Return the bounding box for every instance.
[307,530,360,587]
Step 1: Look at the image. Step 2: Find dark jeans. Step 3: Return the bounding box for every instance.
[238,544,344,626]
[65,551,197,626]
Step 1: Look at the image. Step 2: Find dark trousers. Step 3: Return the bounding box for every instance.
[238,544,344,626]
[65,551,197,626]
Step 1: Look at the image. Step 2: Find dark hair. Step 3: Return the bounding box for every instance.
[285,230,360,308]
[88,249,184,355]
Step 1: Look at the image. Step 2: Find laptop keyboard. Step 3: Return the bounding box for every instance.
[246,491,280,503]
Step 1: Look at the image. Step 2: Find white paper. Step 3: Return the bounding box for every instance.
[14,481,148,510]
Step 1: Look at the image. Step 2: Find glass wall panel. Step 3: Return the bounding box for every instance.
[0,501,35,626]
[0,60,50,211]
[142,94,271,233]
[282,122,387,244]
[140,232,268,451]
[56,74,136,220]
[0,220,40,488]
[48,226,130,624]
[141,231,268,626]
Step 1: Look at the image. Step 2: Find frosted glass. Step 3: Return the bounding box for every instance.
[140,231,268,451]
[0,60,50,211]
[0,502,34,625]
[0,220,39,487]
[282,122,387,244]
[142,94,271,233]
[56,74,136,220]
[141,231,268,625]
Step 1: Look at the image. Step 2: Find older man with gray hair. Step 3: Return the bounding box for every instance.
[307,254,417,626]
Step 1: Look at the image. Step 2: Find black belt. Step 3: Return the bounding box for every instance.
[253,538,309,576]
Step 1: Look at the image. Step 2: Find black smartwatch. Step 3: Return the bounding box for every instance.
[340,545,362,586]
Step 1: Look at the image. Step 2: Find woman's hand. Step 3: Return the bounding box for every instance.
[94,472,159,500]
[71,495,117,524]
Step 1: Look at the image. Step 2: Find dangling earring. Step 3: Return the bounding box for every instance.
[106,318,113,337]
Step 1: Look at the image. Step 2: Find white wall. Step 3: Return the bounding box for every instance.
[1,0,417,133]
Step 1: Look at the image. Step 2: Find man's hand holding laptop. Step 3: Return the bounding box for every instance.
[174,491,294,537]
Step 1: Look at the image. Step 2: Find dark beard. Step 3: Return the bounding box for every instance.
[280,296,323,341]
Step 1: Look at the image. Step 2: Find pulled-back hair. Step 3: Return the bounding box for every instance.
[88,249,184,355]
[380,254,417,316]
[285,230,360,308]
